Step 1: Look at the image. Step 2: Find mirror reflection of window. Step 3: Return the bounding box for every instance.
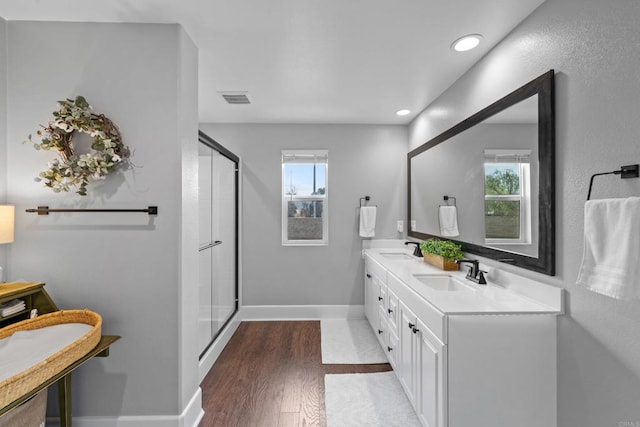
[483,149,531,245]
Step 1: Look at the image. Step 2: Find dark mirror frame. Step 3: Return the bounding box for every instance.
[408,70,555,275]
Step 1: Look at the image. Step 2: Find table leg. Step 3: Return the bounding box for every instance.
[58,373,72,427]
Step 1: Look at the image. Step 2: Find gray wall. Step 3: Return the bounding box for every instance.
[409,0,640,425]
[200,123,407,306]
[3,21,200,420]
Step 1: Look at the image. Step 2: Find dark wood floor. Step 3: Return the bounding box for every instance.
[200,321,392,427]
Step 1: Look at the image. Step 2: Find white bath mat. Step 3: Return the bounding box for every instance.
[320,319,387,364]
[324,371,421,427]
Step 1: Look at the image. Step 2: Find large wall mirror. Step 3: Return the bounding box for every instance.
[408,70,555,275]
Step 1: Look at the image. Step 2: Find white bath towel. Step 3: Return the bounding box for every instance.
[576,197,640,300]
[439,205,460,237]
[359,206,377,238]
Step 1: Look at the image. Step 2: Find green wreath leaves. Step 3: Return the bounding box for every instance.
[27,96,130,196]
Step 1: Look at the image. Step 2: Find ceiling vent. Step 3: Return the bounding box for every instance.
[219,92,250,105]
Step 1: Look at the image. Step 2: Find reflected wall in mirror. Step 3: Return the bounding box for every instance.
[408,70,555,275]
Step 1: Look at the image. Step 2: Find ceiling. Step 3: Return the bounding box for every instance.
[0,0,544,124]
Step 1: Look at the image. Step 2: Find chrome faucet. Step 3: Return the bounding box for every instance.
[455,259,487,284]
[404,241,422,257]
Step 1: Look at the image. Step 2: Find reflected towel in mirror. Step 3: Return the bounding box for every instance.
[439,205,459,237]
[576,197,640,300]
[359,206,377,238]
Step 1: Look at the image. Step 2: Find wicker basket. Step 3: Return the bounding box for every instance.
[0,309,102,408]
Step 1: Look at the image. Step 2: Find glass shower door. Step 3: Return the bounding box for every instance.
[198,136,238,358]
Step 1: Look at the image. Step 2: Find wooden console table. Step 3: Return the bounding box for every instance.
[0,282,120,426]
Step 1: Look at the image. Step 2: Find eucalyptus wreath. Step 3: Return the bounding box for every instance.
[26,96,130,196]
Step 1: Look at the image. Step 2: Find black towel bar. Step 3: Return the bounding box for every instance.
[26,206,158,215]
[359,196,377,207]
[586,164,639,200]
[441,195,456,206]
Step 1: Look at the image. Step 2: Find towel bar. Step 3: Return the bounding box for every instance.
[440,195,456,206]
[586,164,639,200]
[26,206,158,215]
[359,196,377,207]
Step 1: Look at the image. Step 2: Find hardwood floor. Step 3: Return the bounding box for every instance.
[200,321,392,427]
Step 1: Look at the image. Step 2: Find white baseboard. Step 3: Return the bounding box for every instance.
[45,388,203,427]
[199,315,241,382]
[239,304,364,320]
[182,389,204,427]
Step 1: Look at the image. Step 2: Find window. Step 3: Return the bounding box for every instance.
[484,149,531,244]
[282,150,328,245]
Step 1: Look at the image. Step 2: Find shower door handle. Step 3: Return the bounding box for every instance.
[199,241,222,251]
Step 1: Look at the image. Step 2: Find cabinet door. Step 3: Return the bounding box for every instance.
[378,284,388,312]
[387,330,399,369]
[376,306,387,348]
[398,301,418,406]
[364,268,379,331]
[415,318,446,427]
[387,288,400,334]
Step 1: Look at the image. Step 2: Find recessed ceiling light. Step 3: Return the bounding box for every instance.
[451,34,483,52]
[396,109,411,116]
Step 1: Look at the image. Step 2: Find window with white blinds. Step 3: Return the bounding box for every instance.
[282,149,328,245]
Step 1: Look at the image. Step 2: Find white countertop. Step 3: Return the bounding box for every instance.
[365,247,563,315]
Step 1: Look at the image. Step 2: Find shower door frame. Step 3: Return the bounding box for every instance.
[198,130,239,360]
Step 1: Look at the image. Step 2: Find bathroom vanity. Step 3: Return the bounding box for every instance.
[363,246,562,427]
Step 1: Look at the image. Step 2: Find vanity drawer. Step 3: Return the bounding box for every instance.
[387,272,446,343]
[365,255,387,283]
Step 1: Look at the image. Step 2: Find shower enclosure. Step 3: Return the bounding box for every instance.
[198,131,239,359]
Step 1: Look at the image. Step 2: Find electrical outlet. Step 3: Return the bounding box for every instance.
[397,220,404,233]
[410,220,416,231]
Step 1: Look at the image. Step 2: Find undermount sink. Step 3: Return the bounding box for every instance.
[413,274,475,292]
[380,252,415,261]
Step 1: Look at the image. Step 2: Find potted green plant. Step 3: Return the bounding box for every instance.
[419,238,464,270]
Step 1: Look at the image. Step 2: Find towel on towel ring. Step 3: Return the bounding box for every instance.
[576,197,640,300]
[359,206,377,238]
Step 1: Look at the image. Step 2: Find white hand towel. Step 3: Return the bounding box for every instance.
[439,205,460,237]
[359,206,377,238]
[576,197,640,300]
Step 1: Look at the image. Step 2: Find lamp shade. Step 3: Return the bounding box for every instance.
[0,205,15,244]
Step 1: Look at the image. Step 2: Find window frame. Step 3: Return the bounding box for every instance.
[281,149,329,246]
[483,150,532,245]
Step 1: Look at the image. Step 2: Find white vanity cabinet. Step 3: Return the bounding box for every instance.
[398,299,446,427]
[364,256,399,368]
[363,251,560,427]
[390,271,446,427]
